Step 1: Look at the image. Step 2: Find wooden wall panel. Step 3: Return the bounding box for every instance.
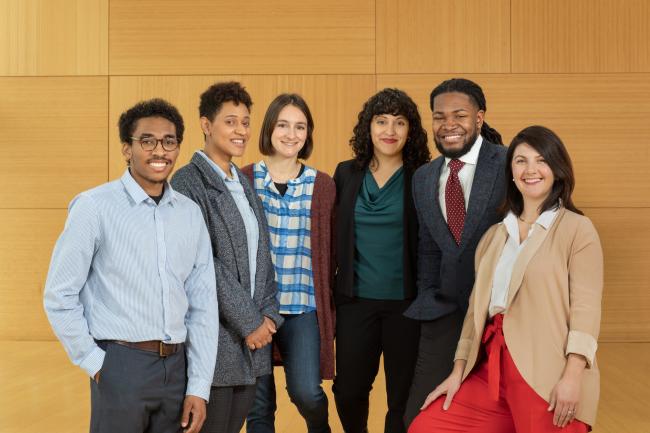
[109,0,375,75]
[377,74,650,207]
[1,0,648,344]
[108,75,376,180]
[0,210,65,340]
[376,0,510,73]
[0,77,108,209]
[512,0,650,73]
[0,77,108,208]
[0,0,108,76]
[590,209,650,342]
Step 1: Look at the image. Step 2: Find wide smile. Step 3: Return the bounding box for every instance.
[230,138,246,147]
[440,133,464,144]
[280,140,301,147]
[147,160,171,172]
[521,178,543,185]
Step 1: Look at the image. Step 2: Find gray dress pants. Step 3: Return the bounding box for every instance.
[90,341,186,433]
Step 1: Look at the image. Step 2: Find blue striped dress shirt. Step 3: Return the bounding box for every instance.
[43,170,219,400]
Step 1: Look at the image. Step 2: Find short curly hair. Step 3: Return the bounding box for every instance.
[350,88,431,173]
[199,81,253,121]
[118,98,184,145]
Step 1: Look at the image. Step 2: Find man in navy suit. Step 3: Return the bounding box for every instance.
[403,78,508,427]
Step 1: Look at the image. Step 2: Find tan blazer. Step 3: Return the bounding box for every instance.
[454,207,603,426]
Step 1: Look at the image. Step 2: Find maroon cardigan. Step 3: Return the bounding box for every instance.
[242,164,336,379]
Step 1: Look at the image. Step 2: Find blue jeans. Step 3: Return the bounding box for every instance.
[246,311,330,433]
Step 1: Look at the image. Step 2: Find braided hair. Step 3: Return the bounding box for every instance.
[429,78,503,145]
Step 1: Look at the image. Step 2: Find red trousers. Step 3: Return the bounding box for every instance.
[408,315,589,433]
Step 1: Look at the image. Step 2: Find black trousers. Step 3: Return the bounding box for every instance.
[403,309,465,428]
[202,383,257,433]
[90,341,186,433]
[333,298,420,433]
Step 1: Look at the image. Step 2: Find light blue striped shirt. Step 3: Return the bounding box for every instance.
[197,151,258,296]
[43,169,219,401]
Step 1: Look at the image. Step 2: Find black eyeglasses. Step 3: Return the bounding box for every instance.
[130,136,180,151]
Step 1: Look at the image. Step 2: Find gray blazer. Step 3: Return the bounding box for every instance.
[171,152,283,387]
[404,141,507,321]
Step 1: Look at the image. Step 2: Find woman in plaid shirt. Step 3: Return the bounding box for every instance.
[242,93,336,433]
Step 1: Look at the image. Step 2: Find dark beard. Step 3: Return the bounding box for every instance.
[434,130,478,159]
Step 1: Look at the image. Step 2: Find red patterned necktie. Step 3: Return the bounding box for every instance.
[445,159,466,245]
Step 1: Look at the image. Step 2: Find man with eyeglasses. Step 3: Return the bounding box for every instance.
[44,98,219,433]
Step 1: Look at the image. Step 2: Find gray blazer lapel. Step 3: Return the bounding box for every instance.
[191,152,226,193]
[235,165,268,301]
[192,154,251,289]
[214,190,251,291]
[461,144,501,250]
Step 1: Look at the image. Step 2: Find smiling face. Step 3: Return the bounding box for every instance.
[511,142,555,204]
[432,92,484,158]
[122,116,179,196]
[370,113,409,161]
[270,105,308,160]
[201,101,250,169]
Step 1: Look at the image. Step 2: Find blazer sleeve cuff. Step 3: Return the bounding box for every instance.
[454,338,472,361]
[566,330,598,368]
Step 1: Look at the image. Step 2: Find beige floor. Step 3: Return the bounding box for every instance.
[0,341,648,433]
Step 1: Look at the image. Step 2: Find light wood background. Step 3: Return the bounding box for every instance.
[1,0,647,342]
[1,1,649,431]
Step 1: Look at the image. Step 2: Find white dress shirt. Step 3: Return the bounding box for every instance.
[438,135,483,221]
[488,208,559,317]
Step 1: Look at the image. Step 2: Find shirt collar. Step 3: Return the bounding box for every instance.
[120,169,177,206]
[536,207,559,229]
[196,150,239,182]
[256,160,309,187]
[503,206,559,242]
[444,134,483,167]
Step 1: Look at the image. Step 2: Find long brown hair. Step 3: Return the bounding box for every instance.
[500,125,583,216]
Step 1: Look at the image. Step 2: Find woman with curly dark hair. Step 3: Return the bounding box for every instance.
[332,88,431,433]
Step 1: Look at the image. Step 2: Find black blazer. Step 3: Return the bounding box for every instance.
[404,141,507,321]
[333,159,418,304]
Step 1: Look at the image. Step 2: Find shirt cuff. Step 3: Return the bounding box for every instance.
[79,346,106,378]
[454,338,472,361]
[186,378,212,402]
[565,330,598,368]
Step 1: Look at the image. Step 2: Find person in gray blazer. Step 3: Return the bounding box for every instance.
[403,78,507,427]
[171,82,283,433]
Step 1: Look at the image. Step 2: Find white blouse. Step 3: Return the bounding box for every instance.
[488,208,559,317]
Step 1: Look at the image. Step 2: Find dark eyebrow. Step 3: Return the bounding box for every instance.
[138,133,176,138]
[433,108,469,114]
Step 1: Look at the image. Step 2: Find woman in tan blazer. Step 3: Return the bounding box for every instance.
[409,125,603,433]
